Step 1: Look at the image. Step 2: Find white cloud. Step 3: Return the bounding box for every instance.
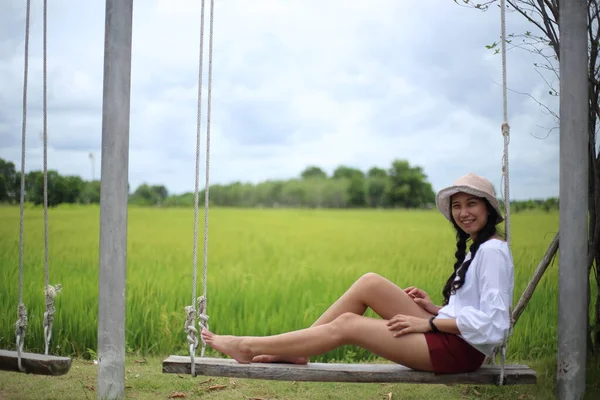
[0,0,561,200]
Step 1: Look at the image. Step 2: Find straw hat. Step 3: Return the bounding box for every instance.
[435,173,504,224]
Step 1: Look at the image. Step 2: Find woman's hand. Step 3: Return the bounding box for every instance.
[404,286,440,315]
[386,314,431,337]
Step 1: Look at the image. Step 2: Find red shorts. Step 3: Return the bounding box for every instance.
[424,332,486,375]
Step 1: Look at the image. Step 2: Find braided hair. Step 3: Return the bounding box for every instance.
[441,197,503,306]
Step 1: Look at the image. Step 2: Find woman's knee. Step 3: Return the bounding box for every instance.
[353,272,397,297]
[355,272,385,289]
[330,312,360,342]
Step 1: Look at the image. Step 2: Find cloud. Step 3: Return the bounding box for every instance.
[0,0,561,200]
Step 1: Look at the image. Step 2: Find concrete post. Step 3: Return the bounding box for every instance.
[557,0,589,399]
[97,0,133,399]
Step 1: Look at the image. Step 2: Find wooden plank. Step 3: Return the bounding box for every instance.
[162,356,536,385]
[0,350,72,376]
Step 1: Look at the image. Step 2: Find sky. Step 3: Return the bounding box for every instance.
[0,0,561,200]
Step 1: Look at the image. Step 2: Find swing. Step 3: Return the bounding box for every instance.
[0,0,72,377]
[162,0,537,385]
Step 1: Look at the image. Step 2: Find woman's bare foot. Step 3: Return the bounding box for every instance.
[201,328,253,364]
[252,355,309,364]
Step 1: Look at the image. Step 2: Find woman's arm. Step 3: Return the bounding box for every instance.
[404,287,443,315]
[387,315,461,336]
[430,317,461,335]
[452,247,514,346]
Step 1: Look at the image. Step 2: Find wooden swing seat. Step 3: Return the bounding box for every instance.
[0,349,72,376]
[162,356,536,385]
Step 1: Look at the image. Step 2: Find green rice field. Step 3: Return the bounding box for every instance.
[0,205,577,365]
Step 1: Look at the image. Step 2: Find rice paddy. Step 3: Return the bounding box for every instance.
[0,205,568,364]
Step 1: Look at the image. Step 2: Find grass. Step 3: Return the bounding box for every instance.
[0,354,598,399]
[0,205,598,399]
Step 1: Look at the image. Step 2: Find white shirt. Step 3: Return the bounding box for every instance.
[436,238,514,356]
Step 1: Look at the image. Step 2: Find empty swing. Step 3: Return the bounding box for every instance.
[0,0,72,377]
[163,0,537,385]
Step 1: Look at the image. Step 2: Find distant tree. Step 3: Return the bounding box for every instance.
[16,170,53,206]
[367,167,387,179]
[79,181,100,204]
[347,175,367,207]
[366,175,388,208]
[129,184,169,206]
[62,176,85,204]
[24,171,43,205]
[46,171,68,206]
[0,158,17,202]
[387,160,435,208]
[323,178,349,208]
[332,165,364,180]
[301,166,328,180]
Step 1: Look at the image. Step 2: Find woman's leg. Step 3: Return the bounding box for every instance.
[310,272,434,325]
[202,312,434,372]
[253,272,434,363]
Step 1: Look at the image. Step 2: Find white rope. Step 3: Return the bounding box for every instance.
[187,0,215,376]
[200,0,216,355]
[15,0,60,364]
[43,0,49,296]
[184,305,198,371]
[15,304,27,372]
[187,0,206,376]
[197,296,209,355]
[15,0,32,373]
[497,0,511,386]
[43,284,61,355]
[40,0,61,357]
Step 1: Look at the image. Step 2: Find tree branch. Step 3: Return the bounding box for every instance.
[512,233,559,327]
[506,0,558,54]
[452,0,497,10]
[544,0,559,23]
[536,0,560,55]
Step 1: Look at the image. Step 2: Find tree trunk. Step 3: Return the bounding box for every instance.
[596,278,600,347]
[591,76,600,352]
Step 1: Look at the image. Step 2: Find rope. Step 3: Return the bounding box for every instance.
[200,0,216,356]
[188,0,206,377]
[187,0,215,376]
[500,0,511,247]
[497,0,511,386]
[40,0,61,357]
[43,0,49,293]
[198,296,209,355]
[15,0,32,373]
[15,304,28,372]
[43,284,61,355]
[184,305,198,374]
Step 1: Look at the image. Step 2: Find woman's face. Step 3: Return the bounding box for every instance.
[450,192,488,240]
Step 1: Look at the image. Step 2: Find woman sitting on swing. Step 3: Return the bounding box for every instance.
[202,173,514,375]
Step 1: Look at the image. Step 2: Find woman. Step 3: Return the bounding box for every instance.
[201,172,514,375]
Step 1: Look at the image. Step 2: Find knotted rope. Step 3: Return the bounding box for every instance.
[186,0,215,377]
[41,0,59,358]
[15,0,61,365]
[491,0,512,386]
[44,284,62,355]
[184,305,198,375]
[197,296,209,357]
[15,0,31,372]
[15,304,28,372]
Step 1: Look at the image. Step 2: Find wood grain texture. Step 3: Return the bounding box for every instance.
[162,356,537,385]
[0,350,72,376]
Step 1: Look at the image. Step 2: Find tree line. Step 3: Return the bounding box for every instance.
[0,157,558,211]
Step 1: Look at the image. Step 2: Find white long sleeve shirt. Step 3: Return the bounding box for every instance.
[436,238,514,356]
